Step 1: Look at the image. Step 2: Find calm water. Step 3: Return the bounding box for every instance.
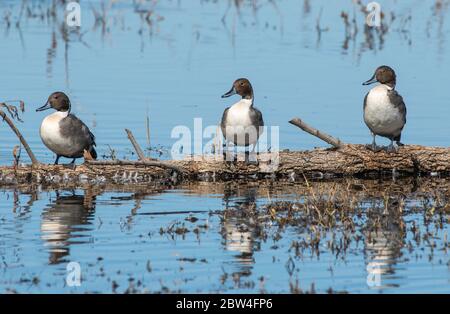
[0,180,449,293]
[1,0,450,293]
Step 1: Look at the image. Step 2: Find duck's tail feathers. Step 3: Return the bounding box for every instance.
[90,146,98,160]
[393,133,403,146]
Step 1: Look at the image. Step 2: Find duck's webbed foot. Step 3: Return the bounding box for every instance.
[385,141,399,153]
[223,149,236,163]
[245,150,259,165]
[365,143,381,152]
[223,143,233,163]
[365,134,381,152]
[63,159,77,169]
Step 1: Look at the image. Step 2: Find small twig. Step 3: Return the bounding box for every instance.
[289,117,344,148]
[13,145,21,169]
[125,129,146,160]
[86,159,186,174]
[0,106,39,165]
[146,108,151,148]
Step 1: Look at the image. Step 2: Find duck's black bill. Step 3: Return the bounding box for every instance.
[36,102,51,112]
[362,75,377,86]
[221,86,236,98]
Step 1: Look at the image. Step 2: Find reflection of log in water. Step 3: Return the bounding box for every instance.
[40,191,96,264]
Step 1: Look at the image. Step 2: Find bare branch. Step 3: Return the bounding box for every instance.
[289,117,344,148]
[125,129,146,160]
[1,103,39,166]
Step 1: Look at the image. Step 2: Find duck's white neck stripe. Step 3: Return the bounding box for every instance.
[52,111,69,118]
[241,98,253,106]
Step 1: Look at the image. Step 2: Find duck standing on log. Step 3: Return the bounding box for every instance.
[362,66,407,152]
[220,78,264,161]
[36,92,97,165]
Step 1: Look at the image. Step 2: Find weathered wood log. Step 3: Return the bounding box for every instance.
[1,144,450,186]
[86,159,186,174]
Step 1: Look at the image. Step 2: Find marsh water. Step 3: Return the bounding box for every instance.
[1,0,450,293]
[1,179,450,293]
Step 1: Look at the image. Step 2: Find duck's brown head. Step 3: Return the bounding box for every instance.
[36,92,71,112]
[363,65,397,88]
[222,78,254,100]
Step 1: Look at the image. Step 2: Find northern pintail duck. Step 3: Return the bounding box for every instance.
[36,92,97,164]
[220,78,264,158]
[362,66,407,152]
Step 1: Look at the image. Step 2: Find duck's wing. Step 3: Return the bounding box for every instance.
[220,107,230,134]
[60,114,96,148]
[249,106,264,129]
[363,92,369,111]
[388,89,407,124]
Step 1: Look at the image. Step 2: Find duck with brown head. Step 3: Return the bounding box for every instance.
[362,66,407,152]
[36,92,97,165]
[220,78,264,161]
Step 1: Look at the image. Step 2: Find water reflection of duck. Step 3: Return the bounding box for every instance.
[221,184,259,276]
[223,219,254,266]
[364,200,405,289]
[40,191,96,264]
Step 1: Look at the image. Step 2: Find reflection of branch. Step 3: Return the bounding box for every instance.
[269,0,284,34]
[315,7,329,44]
[1,103,39,165]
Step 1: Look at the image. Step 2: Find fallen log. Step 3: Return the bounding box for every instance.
[2,114,450,186]
[1,144,450,186]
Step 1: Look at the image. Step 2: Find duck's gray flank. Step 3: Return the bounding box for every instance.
[248,106,264,140]
[220,107,229,136]
[387,89,407,125]
[59,115,97,157]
